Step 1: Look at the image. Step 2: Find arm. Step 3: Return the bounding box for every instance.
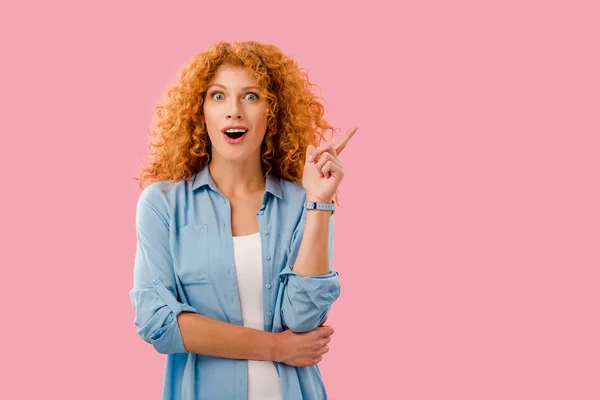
[292,202,333,277]
[278,205,341,333]
[129,185,278,360]
[278,129,355,333]
[177,312,278,360]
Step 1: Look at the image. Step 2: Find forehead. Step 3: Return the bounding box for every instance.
[208,64,260,89]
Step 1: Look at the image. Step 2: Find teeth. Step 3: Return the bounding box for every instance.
[225,128,247,133]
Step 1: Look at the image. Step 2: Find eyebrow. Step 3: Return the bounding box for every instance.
[207,84,262,91]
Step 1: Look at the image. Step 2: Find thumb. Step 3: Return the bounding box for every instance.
[306,145,315,162]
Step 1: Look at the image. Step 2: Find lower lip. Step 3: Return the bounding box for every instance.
[222,131,248,144]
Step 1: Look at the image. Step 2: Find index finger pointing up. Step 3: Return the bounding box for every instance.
[334,126,358,155]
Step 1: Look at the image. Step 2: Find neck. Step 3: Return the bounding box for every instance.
[208,153,266,199]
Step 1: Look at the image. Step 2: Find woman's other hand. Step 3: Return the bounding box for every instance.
[274,318,333,367]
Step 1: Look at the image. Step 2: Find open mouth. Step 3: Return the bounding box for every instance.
[223,129,248,139]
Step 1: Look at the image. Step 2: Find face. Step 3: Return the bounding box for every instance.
[202,64,268,164]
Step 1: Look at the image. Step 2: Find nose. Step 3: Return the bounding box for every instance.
[226,100,243,120]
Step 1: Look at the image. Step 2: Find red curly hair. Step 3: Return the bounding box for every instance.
[136,40,338,194]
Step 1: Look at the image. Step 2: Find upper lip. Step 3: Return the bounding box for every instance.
[221,125,249,133]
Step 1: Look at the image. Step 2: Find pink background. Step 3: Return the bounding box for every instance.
[2,0,599,399]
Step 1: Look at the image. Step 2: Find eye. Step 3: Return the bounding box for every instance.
[211,92,224,101]
[245,92,259,101]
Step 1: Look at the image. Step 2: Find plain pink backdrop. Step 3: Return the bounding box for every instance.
[1,0,598,399]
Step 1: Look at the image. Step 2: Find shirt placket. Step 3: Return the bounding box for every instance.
[257,199,275,332]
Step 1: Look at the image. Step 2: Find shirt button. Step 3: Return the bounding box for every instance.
[262,230,268,235]
[265,255,271,260]
[265,283,271,289]
[258,211,264,215]
[152,279,158,285]
[267,311,272,317]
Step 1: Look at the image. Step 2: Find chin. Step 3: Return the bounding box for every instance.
[212,147,257,163]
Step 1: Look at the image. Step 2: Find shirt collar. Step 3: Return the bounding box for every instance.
[192,165,283,200]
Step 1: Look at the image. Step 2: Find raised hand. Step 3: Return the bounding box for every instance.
[302,126,358,202]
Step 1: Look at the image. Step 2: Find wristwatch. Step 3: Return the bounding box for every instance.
[305,200,335,214]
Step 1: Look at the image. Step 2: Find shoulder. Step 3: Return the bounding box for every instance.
[137,179,192,213]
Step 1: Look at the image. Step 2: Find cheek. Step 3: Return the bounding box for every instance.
[203,108,220,132]
[202,105,214,123]
[253,107,268,128]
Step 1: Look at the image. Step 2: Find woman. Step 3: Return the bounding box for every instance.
[130,40,356,400]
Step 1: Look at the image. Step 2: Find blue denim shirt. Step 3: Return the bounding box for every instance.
[129,165,341,399]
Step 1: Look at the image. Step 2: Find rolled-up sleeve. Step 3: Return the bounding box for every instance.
[129,185,197,354]
[278,213,341,333]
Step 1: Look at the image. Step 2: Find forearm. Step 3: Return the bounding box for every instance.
[177,312,280,361]
[278,202,340,332]
[291,208,332,277]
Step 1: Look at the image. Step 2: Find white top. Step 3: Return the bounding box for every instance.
[232,232,283,400]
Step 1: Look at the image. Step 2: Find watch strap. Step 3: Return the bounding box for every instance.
[305,201,335,214]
